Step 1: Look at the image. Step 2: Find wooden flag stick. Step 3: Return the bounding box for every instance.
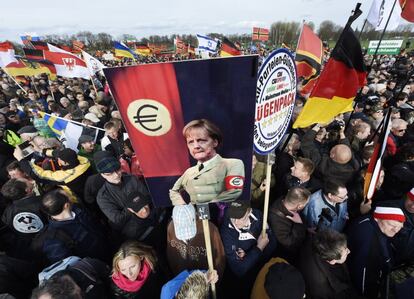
[197,204,216,299]
[261,153,273,235]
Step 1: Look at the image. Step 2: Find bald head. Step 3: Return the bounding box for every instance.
[330,144,352,164]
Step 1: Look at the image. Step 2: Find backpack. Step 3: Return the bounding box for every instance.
[30,226,77,265]
[38,256,81,285]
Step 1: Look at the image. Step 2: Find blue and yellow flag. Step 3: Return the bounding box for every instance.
[39,112,68,136]
[113,41,137,59]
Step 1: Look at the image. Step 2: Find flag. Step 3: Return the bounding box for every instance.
[3,58,57,79]
[31,41,49,51]
[295,24,323,96]
[104,56,257,206]
[113,41,137,59]
[293,27,367,128]
[38,111,97,152]
[196,34,218,53]
[81,50,106,75]
[252,27,269,41]
[187,44,195,54]
[400,0,414,22]
[20,33,41,46]
[220,38,241,57]
[72,40,85,50]
[0,42,18,67]
[174,37,187,54]
[367,0,402,31]
[23,48,44,60]
[39,44,90,79]
[364,109,392,200]
[135,43,151,56]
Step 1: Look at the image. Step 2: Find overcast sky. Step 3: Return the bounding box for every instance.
[0,0,375,42]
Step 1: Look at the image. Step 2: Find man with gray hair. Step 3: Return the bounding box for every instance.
[387,118,408,156]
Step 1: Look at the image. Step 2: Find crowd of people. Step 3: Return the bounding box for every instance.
[0,43,413,299]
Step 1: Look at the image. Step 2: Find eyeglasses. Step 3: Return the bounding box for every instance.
[398,129,406,132]
[335,194,348,201]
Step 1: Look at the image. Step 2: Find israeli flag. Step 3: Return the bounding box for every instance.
[196,34,218,53]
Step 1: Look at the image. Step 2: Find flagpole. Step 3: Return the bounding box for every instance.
[30,76,41,96]
[0,68,27,94]
[368,0,398,69]
[41,111,105,132]
[358,18,368,39]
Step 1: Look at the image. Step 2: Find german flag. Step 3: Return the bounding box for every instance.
[295,24,323,96]
[400,0,414,22]
[31,41,49,51]
[363,108,391,200]
[293,26,366,128]
[23,48,44,60]
[4,57,57,80]
[252,27,269,41]
[220,38,241,57]
[135,43,151,56]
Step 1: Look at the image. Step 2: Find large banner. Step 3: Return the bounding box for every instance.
[104,56,258,206]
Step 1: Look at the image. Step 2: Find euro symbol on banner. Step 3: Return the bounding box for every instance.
[127,99,172,137]
[133,104,161,132]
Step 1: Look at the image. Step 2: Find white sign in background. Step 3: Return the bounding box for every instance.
[254,49,297,154]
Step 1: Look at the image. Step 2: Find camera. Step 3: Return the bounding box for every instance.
[326,120,345,132]
[316,207,334,231]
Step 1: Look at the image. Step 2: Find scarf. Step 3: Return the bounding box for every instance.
[112,260,152,292]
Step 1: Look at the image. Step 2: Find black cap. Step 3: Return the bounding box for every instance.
[127,191,151,212]
[78,135,94,144]
[227,200,251,219]
[264,262,306,299]
[17,125,38,134]
[57,148,78,164]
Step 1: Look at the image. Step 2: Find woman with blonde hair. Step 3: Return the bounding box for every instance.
[111,240,164,298]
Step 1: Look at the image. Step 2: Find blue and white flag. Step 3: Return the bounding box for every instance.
[196,34,218,53]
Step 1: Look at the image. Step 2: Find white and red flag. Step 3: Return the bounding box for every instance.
[43,43,90,79]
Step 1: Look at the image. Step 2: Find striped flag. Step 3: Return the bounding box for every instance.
[114,41,137,59]
[293,27,366,128]
[0,42,18,67]
[295,24,323,96]
[252,27,269,41]
[38,111,97,152]
[364,109,392,200]
[220,38,241,57]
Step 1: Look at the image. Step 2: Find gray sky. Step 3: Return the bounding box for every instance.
[0,0,372,42]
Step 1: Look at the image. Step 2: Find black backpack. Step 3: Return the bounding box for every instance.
[30,226,77,266]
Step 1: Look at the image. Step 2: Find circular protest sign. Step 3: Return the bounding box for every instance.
[253,49,297,154]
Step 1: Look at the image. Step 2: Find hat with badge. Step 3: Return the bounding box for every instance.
[228,200,251,219]
[127,191,151,213]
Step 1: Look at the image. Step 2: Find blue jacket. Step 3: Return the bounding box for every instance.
[302,189,348,232]
[347,216,393,299]
[220,208,276,278]
[42,206,108,264]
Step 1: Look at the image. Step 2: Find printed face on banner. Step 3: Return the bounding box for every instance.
[254,49,297,154]
[104,56,258,207]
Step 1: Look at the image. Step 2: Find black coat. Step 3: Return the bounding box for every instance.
[298,236,363,299]
[268,199,306,262]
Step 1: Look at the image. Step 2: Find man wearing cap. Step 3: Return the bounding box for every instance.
[169,119,245,206]
[82,112,100,127]
[166,204,225,279]
[77,135,101,172]
[220,200,276,294]
[14,147,91,199]
[96,155,165,248]
[347,205,405,298]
